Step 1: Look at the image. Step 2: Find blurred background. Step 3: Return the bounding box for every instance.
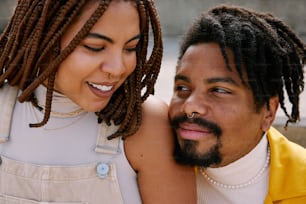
[0,0,305,146]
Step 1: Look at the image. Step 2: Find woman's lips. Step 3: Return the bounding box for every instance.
[87,81,115,98]
[88,81,113,91]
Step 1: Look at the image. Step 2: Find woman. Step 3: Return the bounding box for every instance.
[0,0,196,203]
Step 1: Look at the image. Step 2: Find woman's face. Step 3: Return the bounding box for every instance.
[55,0,140,112]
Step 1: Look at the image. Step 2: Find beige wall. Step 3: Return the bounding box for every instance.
[1,0,305,40]
[155,0,306,40]
[0,0,16,32]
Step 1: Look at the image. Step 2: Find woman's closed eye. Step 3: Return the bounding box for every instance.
[83,44,105,52]
[83,44,138,53]
[124,46,138,52]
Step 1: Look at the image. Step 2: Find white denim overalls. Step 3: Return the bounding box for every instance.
[0,85,140,204]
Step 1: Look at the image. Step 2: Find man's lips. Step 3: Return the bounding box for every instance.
[177,122,213,140]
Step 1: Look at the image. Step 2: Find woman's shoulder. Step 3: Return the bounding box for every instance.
[124,95,197,203]
[139,95,171,138]
[126,94,170,140]
[141,95,169,120]
[124,94,173,167]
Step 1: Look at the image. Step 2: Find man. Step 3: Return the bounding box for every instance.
[168,4,306,204]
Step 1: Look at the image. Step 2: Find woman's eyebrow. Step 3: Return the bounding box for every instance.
[87,33,141,44]
[126,34,141,43]
[87,33,113,43]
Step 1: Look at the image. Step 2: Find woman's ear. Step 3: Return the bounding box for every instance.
[260,96,279,131]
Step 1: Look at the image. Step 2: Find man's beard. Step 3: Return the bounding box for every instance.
[173,138,222,167]
[171,115,222,167]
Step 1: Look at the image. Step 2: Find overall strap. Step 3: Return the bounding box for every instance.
[95,121,121,155]
[0,84,18,143]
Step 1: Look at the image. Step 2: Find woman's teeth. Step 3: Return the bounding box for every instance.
[88,82,113,92]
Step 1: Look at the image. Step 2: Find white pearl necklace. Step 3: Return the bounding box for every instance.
[199,148,270,189]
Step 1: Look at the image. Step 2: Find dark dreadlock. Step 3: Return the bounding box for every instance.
[178,4,305,128]
[0,0,163,139]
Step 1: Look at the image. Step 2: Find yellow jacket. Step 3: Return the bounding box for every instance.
[264,127,306,204]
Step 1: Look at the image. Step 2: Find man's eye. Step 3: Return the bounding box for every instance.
[84,45,105,52]
[174,85,191,98]
[175,85,190,92]
[174,85,191,93]
[212,87,231,94]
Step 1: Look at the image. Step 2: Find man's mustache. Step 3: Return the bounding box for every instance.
[170,115,222,138]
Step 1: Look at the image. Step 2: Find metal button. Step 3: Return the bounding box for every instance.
[96,163,109,178]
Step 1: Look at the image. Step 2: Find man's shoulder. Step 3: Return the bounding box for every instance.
[268,126,306,169]
[267,126,306,203]
[268,126,306,154]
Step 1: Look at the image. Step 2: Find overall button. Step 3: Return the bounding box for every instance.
[96,163,109,178]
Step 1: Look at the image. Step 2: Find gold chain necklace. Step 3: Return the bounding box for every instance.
[31,104,88,131]
[36,103,86,118]
[49,108,85,117]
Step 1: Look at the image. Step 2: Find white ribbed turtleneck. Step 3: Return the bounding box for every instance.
[197,134,270,204]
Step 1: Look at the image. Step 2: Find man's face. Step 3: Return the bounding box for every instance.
[169,43,275,167]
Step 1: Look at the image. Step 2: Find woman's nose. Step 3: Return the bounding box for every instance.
[100,52,125,78]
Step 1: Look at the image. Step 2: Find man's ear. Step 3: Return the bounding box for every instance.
[261,96,279,131]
